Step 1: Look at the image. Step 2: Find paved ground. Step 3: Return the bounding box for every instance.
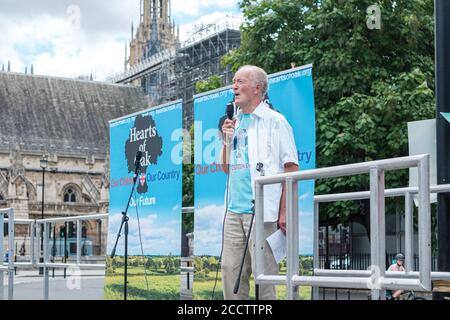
[1,269,105,300]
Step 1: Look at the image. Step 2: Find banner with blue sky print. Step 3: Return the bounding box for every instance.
[105,100,183,300]
[193,65,315,299]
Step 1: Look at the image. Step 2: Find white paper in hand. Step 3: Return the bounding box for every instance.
[266,229,287,264]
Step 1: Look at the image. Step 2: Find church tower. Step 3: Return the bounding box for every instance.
[128,0,178,67]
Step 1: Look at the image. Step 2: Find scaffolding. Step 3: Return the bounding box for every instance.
[107,16,241,126]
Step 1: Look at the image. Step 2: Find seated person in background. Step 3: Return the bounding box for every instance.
[386,253,406,299]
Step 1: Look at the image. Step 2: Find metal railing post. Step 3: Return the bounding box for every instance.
[404,192,414,272]
[37,222,42,268]
[312,201,320,300]
[418,155,431,291]
[43,222,49,264]
[254,180,265,295]
[76,220,81,265]
[286,178,299,300]
[43,222,49,300]
[369,167,386,300]
[30,220,36,266]
[7,208,14,300]
[0,213,4,300]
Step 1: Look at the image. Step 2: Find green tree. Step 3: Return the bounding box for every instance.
[224,0,435,235]
[145,257,155,269]
[182,125,195,208]
[207,256,218,271]
[193,256,205,279]
[164,254,177,274]
[194,256,204,269]
[112,257,124,268]
[195,75,224,94]
[106,257,116,275]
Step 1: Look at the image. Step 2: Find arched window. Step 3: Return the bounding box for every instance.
[63,188,77,203]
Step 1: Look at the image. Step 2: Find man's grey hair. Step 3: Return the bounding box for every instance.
[237,65,269,99]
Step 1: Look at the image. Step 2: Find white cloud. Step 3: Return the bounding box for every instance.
[166,219,181,226]
[171,0,238,17]
[0,1,241,82]
[0,12,129,80]
[299,234,313,255]
[194,204,225,254]
[195,204,225,229]
[107,212,179,255]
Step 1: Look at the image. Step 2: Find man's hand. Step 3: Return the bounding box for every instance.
[222,118,235,145]
[278,163,299,235]
[278,207,286,234]
[220,119,236,173]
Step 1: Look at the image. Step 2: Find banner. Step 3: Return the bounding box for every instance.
[193,65,316,299]
[408,119,437,204]
[105,100,183,300]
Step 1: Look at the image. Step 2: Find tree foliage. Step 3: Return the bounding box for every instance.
[195,75,224,94]
[182,125,195,208]
[194,256,220,280]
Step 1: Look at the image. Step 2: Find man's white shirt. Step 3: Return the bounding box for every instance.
[222,101,299,222]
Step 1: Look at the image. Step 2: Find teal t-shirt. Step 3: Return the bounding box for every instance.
[228,113,253,214]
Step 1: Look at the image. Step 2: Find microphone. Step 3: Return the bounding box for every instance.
[225,102,236,149]
[134,150,143,175]
[226,102,234,120]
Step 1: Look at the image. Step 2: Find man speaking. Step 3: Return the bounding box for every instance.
[221,65,299,300]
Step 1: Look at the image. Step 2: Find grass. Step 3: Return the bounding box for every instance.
[104,267,180,300]
[105,267,312,300]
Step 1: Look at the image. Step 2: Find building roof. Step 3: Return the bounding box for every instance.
[0,72,147,157]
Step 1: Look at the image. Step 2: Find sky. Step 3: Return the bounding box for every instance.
[0,0,241,81]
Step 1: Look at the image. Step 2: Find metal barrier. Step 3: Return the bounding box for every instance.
[254,155,432,300]
[1,211,108,300]
[0,208,14,300]
[6,218,36,268]
[312,183,450,299]
[317,254,439,272]
[35,214,108,300]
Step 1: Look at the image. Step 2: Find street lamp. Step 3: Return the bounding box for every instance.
[40,157,48,218]
[39,155,48,275]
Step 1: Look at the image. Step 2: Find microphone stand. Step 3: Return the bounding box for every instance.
[110,158,141,301]
[233,202,257,299]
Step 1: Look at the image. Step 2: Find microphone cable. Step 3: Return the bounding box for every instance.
[211,104,235,300]
[133,179,150,292]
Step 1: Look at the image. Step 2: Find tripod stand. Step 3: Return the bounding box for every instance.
[110,151,142,300]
